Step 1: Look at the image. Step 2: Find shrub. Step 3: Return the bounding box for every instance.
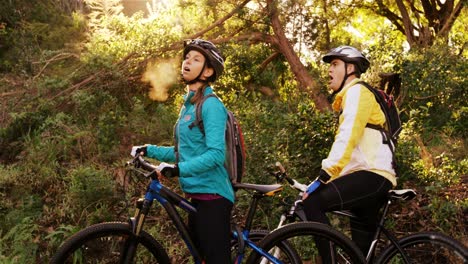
[65,166,117,225]
[0,217,39,264]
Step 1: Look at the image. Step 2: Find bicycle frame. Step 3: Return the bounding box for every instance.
[128,156,285,264]
[272,162,417,263]
[332,197,411,263]
[230,182,289,264]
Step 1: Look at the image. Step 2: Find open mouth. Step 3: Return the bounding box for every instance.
[183,67,190,72]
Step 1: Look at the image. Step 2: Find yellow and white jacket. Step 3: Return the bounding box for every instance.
[322,78,397,186]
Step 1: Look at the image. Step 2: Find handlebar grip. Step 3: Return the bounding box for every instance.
[275,161,286,173]
[137,156,158,172]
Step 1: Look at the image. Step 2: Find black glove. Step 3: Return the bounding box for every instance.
[160,163,179,178]
[135,146,147,156]
[318,169,331,183]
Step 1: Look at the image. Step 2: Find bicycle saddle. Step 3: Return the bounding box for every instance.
[233,182,283,196]
[388,189,417,201]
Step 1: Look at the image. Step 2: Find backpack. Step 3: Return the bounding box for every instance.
[358,81,402,174]
[189,94,246,188]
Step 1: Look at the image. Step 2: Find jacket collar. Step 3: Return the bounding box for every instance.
[332,78,361,112]
[183,86,213,105]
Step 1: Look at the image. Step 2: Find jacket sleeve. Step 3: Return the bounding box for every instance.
[146,145,177,163]
[177,97,227,176]
[322,85,375,179]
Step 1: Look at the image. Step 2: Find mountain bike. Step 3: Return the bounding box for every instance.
[50,155,365,263]
[232,179,365,263]
[247,162,468,263]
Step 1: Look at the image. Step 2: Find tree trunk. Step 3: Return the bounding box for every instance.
[376,0,465,49]
[395,0,418,47]
[267,0,331,111]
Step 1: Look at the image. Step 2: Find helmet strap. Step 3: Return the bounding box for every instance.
[330,62,355,97]
[183,61,208,85]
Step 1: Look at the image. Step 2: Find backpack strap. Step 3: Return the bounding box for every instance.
[365,123,390,144]
[358,82,390,134]
[189,93,218,135]
[358,81,399,176]
[366,122,399,176]
[174,107,185,163]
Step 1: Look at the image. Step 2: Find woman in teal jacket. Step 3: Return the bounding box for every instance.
[132,39,234,263]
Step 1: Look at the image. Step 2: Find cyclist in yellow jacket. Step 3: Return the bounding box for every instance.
[302,46,397,259]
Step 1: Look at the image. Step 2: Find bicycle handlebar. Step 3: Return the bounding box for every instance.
[273,162,308,193]
[126,155,159,177]
[126,155,197,212]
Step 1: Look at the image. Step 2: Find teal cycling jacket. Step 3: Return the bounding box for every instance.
[146,87,235,203]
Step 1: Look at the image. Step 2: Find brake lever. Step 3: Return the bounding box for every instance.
[125,154,142,168]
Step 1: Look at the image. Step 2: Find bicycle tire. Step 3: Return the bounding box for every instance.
[231,229,301,264]
[50,222,171,264]
[246,222,366,264]
[376,231,468,264]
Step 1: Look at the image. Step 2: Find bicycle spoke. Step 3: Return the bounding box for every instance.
[377,232,468,264]
[62,235,153,263]
[51,223,170,264]
[246,223,365,264]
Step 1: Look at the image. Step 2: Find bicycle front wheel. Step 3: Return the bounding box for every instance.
[50,222,171,264]
[376,231,468,264]
[246,222,366,264]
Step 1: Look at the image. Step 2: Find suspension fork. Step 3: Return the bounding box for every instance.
[120,198,152,264]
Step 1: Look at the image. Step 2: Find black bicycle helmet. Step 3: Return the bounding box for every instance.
[183,39,224,83]
[322,46,370,74]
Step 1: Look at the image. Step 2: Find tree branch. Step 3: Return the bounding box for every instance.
[266,0,330,111]
[438,0,464,38]
[32,53,79,80]
[395,0,417,46]
[373,0,406,35]
[259,52,280,73]
[185,0,252,40]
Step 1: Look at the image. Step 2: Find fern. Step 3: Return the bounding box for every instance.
[0,217,39,264]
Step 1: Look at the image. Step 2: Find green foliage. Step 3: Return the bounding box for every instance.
[0,0,87,72]
[393,134,421,183]
[450,7,468,57]
[0,217,39,264]
[126,98,178,145]
[0,0,466,262]
[45,225,82,251]
[82,0,183,71]
[0,109,50,162]
[224,89,336,224]
[400,44,467,138]
[65,166,117,224]
[413,154,467,185]
[220,43,276,90]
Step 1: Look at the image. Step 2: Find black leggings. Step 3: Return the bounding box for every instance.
[302,170,392,257]
[188,197,233,264]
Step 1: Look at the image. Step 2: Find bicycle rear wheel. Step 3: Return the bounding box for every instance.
[50,222,170,264]
[246,222,366,264]
[231,229,301,264]
[376,231,468,264]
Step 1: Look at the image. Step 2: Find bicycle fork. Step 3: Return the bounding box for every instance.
[259,214,287,264]
[260,198,306,264]
[121,198,152,264]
